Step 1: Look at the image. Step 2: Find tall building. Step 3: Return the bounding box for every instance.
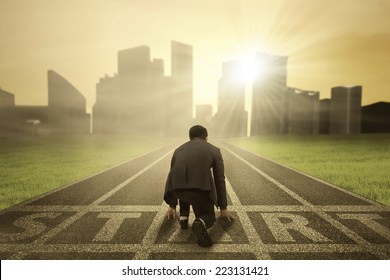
[0,71,89,136]
[165,41,193,136]
[0,88,16,136]
[251,52,288,135]
[0,87,15,107]
[93,41,193,136]
[330,86,362,134]
[93,46,165,135]
[48,70,90,134]
[287,87,319,134]
[195,104,213,125]
[361,102,390,133]
[93,74,120,133]
[214,61,247,137]
[319,99,331,134]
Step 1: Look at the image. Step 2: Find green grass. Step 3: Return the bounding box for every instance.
[228,134,390,206]
[0,134,173,210]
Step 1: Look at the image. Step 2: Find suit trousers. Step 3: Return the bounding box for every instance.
[173,189,216,229]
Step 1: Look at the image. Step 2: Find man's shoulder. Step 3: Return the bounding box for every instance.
[205,142,220,152]
[175,141,191,150]
[175,140,220,152]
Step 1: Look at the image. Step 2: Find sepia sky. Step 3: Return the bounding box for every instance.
[1,0,390,113]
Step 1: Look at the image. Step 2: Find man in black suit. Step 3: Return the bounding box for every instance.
[164,125,235,247]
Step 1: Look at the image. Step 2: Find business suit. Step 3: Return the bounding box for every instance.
[164,139,227,228]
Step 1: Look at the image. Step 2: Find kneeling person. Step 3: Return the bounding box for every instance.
[164,125,235,247]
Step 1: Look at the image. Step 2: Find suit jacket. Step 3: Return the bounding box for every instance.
[164,139,227,209]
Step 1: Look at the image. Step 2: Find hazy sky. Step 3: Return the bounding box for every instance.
[1,0,390,113]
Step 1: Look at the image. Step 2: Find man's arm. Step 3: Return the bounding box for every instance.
[212,148,227,209]
[213,148,236,221]
[164,152,178,212]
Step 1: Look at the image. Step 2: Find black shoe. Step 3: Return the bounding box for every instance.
[192,218,212,247]
[179,219,188,230]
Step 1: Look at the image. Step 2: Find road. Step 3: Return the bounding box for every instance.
[0,140,389,260]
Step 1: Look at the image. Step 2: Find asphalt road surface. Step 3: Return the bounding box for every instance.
[1,141,389,260]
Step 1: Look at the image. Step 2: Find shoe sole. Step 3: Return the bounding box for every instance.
[192,220,212,247]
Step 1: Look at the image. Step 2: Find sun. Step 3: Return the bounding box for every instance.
[237,53,264,83]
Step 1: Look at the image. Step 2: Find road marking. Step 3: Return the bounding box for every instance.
[8,204,389,213]
[222,141,384,206]
[8,205,163,212]
[133,202,167,260]
[0,144,176,215]
[225,178,271,259]
[93,213,142,242]
[0,242,389,255]
[337,213,390,241]
[7,150,173,259]
[219,142,390,259]
[0,213,61,242]
[261,213,331,243]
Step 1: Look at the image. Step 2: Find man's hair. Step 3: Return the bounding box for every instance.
[189,125,208,140]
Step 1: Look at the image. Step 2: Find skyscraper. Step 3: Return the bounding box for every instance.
[287,87,320,134]
[93,41,193,136]
[330,86,362,134]
[362,102,390,133]
[165,41,193,136]
[251,52,288,135]
[214,61,247,137]
[48,70,90,134]
[0,72,89,136]
[93,45,166,135]
[0,87,15,107]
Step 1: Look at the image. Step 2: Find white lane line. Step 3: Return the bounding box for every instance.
[220,143,390,259]
[9,204,389,213]
[224,142,386,207]
[225,178,271,259]
[1,243,389,256]
[131,176,246,259]
[133,202,168,260]
[8,205,164,212]
[133,174,274,259]
[8,150,173,260]
[0,144,175,215]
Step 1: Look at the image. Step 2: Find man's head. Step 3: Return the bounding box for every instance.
[189,125,208,141]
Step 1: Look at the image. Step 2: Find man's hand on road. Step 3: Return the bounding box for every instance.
[220,209,236,222]
[166,207,177,220]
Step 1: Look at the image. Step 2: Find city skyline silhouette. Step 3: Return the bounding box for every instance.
[1,40,390,136]
[1,0,390,115]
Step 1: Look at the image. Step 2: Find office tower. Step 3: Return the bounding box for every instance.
[0,72,89,136]
[361,102,390,133]
[0,87,15,107]
[251,52,288,135]
[118,46,151,79]
[93,74,120,133]
[48,70,90,134]
[195,104,213,124]
[287,87,319,134]
[93,41,193,136]
[94,46,165,135]
[0,88,16,136]
[165,41,193,136]
[319,99,331,134]
[214,61,247,137]
[330,86,362,134]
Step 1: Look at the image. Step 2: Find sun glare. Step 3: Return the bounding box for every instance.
[237,54,263,83]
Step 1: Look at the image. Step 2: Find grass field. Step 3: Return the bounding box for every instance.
[228,134,390,206]
[0,134,174,211]
[1,134,389,211]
